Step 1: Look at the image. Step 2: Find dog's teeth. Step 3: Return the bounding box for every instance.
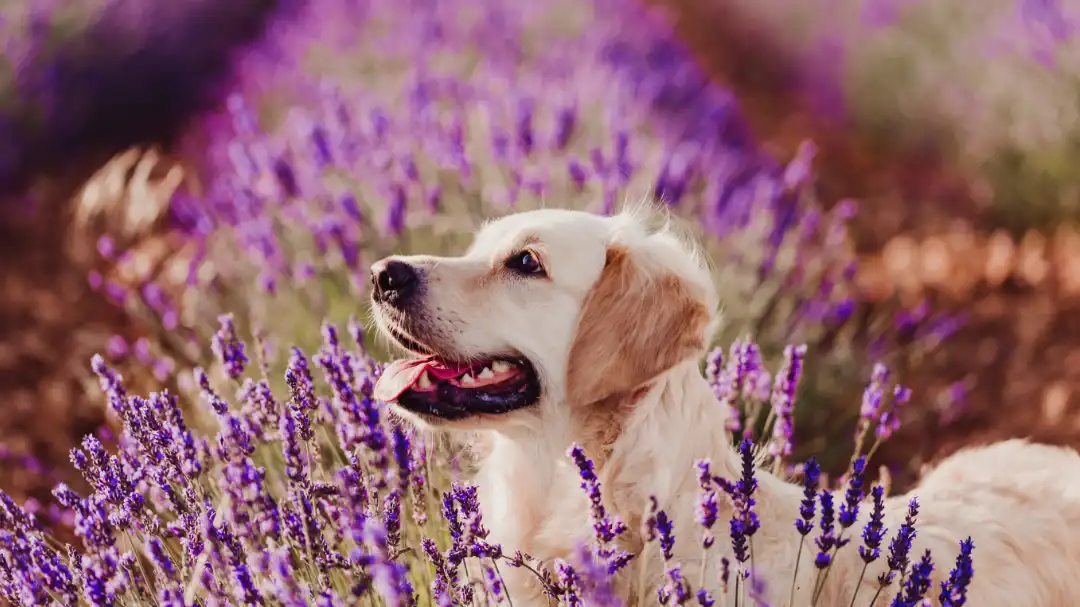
[417,372,432,389]
[492,361,511,373]
[478,367,495,379]
[461,373,475,385]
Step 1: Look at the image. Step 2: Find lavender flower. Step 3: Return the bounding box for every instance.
[877,385,912,442]
[643,495,660,542]
[938,538,975,607]
[795,458,821,536]
[211,314,249,380]
[390,426,412,492]
[658,564,692,605]
[860,363,890,421]
[736,441,761,520]
[695,460,719,548]
[729,515,751,565]
[362,519,414,607]
[813,491,840,569]
[569,444,633,573]
[656,509,675,561]
[422,537,461,601]
[859,485,887,563]
[728,440,761,568]
[879,498,920,588]
[719,557,731,593]
[748,571,771,606]
[706,347,741,433]
[280,404,307,485]
[769,344,807,458]
[891,550,935,607]
[568,545,624,607]
[839,456,867,528]
[556,560,585,607]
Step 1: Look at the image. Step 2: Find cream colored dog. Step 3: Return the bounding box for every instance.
[370,206,1080,606]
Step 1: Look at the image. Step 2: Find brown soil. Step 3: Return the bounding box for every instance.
[0,175,121,506]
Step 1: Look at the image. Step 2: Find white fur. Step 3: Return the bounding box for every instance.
[372,207,1080,606]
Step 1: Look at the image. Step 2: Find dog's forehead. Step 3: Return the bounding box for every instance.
[471,209,610,253]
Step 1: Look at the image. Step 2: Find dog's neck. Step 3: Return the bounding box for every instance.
[475,359,806,602]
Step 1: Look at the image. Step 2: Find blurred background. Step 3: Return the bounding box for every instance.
[1,0,1079,530]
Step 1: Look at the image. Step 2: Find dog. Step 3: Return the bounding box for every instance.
[370,206,1080,606]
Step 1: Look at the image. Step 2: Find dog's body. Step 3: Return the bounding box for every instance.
[370,207,1080,606]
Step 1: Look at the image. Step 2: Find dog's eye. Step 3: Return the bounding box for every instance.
[505,250,545,277]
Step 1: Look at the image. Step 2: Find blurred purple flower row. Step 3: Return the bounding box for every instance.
[69,0,963,461]
[0,0,292,199]
[147,0,866,340]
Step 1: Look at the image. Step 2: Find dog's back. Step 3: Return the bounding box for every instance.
[901,439,1080,605]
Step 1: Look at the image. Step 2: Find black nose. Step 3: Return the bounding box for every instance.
[372,260,419,306]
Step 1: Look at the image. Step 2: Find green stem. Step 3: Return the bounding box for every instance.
[788,536,806,607]
[699,544,710,593]
[636,543,652,603]
[850,420,869,469]
[865,437,886,467]
[867,585,886,607]
[491,559,515,607]
[811,529,847,605]
[497,555,557,598]
[847,562,870,607]
[126,532,153,594]
[745,538,756,607]
[463,561,478,606]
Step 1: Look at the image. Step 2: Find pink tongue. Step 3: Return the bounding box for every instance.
[373,357,473,402]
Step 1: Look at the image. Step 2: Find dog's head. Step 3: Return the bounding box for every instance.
[370,206,718,431]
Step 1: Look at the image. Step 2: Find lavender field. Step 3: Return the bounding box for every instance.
[0,0,1076,604]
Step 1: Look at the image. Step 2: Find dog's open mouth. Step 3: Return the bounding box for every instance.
[373,355,541,420]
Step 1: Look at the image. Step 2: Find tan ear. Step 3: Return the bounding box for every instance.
[565,246,710,406]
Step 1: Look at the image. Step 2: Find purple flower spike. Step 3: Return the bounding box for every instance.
[860,363,890,422]
[813,491,841,569]
[748,570,772,607]
[695,460,718,548]
[553,103,577,150]
[385,184,408,236]
[891,550,935,607]
[567,159,589,191]
[515,98,536,155]
[769,344,807,458]
[568,444,633,573]
[795,458,821,536]
[878,497,920,588]
[146,537,177,581]
[658,563,692,605]
[642,495,660,542]
[938,537,975,607]
[567,545,624,607]
[838,456,867,528]
[858,485,887,563]
[729,439,760,565]
[729,515,751,564]
[362,519,414,607]
[556,560,585,607]
[876,385,912,442]
[656,509,675,561]
[735,440,760,530]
